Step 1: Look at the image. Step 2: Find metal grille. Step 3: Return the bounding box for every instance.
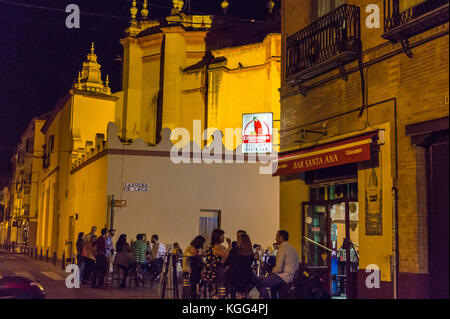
[286,4,361,80]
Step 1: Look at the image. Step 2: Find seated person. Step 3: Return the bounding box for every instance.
[256,230,299,299]
[147,234,166,279]
[225,233,255,299]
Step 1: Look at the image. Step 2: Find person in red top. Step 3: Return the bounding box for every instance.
[92,228,108,288]
[253,117,263,135]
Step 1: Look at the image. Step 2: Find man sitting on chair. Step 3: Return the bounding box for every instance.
[147,234,166,279]
[257,230,299,299]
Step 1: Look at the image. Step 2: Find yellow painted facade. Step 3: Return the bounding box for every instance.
[0,186,11,244]
[280,0,449,298]
[15,4,281,260]
[1,116,47,247]
[35,45,117,255]
[119,11,281,149]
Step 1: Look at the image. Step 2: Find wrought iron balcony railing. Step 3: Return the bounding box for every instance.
[286,4,361,82]
[383,0,449,42]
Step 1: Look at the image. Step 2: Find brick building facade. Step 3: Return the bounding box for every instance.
[278,0,448,298]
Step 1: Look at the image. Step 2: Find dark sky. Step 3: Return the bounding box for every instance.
[0,0,277,187]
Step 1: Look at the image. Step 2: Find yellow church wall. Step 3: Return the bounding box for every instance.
[113,91,123,130]
[122,39,144,140]
[140,58,160,144]
[72,93,116,149]
[121,26,280,153]
[162,32,189,130]
[207,34,281,150]
[63,155,109,257]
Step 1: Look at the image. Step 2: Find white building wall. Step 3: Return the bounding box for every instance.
[105,123,279,251]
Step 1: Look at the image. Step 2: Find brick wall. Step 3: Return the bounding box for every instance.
[281,0,449,288]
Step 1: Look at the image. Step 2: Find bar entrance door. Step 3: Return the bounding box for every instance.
[302,198,359,299]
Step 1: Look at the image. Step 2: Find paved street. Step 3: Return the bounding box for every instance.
[0,249,163,299]
[0,249,261,299]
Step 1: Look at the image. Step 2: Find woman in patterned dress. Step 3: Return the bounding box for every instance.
[201,228,231,298]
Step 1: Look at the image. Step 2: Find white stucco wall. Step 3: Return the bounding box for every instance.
[105,124,279,251]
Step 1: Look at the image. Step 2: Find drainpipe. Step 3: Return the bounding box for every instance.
[392,98,399,299]
[155,35,166,145]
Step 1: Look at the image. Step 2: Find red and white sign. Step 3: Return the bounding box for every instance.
[242,113,273,153]
[273,132,377,176]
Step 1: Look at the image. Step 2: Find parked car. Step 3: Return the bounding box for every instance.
[0,275,45,299]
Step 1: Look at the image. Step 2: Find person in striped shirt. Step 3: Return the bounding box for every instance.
[131,234,148,264]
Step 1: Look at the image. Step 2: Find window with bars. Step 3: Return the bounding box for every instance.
[49,135,55,153]
[42,144,50,169]
[26,137,34,153]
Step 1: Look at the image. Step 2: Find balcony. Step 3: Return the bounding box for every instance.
[286,4,361,83]
[383,0,449,42]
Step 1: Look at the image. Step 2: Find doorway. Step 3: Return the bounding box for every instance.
[302,181,359,299]
[426,132,449,298]
[67,216,75,261]
[199,210,221,245]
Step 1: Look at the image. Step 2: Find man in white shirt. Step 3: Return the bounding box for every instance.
[257,230,299,299]
[148,234,166,279]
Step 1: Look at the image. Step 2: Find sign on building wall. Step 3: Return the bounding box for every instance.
[365,165,383,236]
[123,183,149,192]
[242,113,273,153]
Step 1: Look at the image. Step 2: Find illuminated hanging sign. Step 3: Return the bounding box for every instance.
[242,112,273,153]
[123,183,149,192]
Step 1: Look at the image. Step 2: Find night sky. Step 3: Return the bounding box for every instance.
[0,0,276,187]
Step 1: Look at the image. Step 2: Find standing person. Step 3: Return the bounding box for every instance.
[182,236,205,299]
[148,234,166,279]
[173,242,184,279]
[131,233,147,286]
[201,228,231,299]
[225,233,255,299]
[84,226,97,243]
[91,228,108,288]
[173,242,183,258]
[114,234,131,288]
[76,232,85,282]
[256,230,299,299]
[105,229,116,284]
[81,235,97,284]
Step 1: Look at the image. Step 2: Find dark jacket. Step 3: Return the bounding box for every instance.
[95,236,106,255]
[225,249,254,286]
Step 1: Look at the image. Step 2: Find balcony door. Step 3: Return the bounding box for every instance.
[312,0,347,20]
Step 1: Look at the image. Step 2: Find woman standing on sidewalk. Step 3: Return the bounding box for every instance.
[201,229,231,299]
[182,235,205,299]
[114,234,131,288]
[76,232,85,282]
[81,235,97,284]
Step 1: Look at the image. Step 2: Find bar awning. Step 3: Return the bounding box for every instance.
[274,132,378,176]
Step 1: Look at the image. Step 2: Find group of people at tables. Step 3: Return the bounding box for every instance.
[182,229,299,299]
[77,226,299,298]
